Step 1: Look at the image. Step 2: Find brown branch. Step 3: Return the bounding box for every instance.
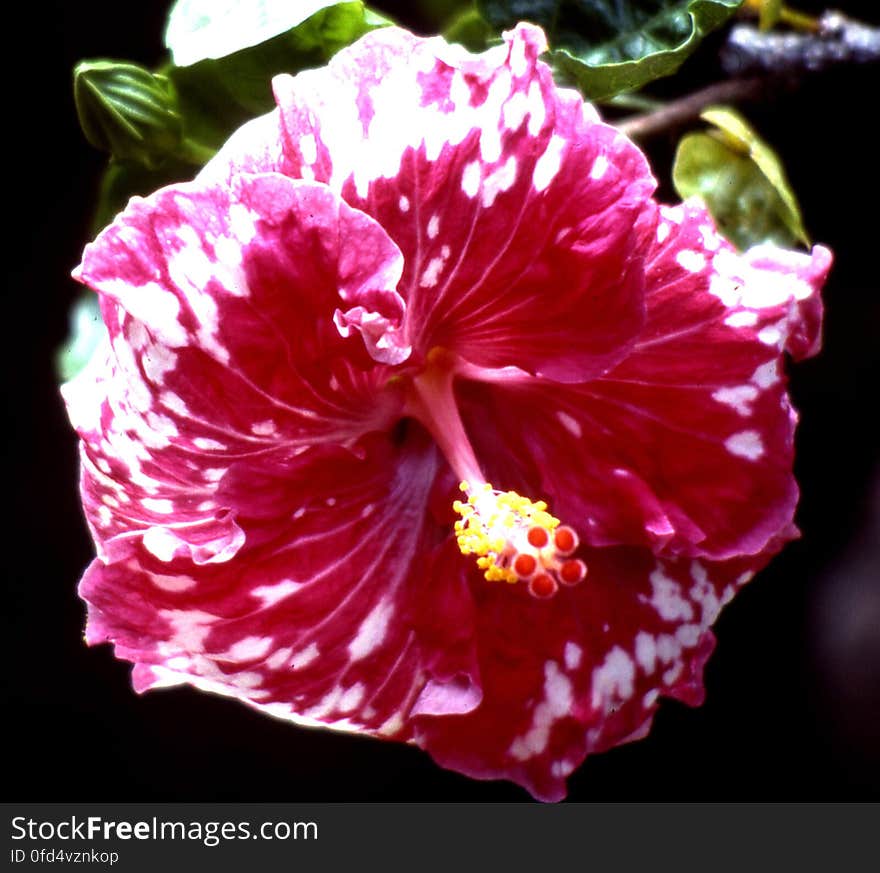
[616,11,879,141]
[615,77,764,140]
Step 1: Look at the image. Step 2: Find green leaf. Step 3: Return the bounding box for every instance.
[672,106,810,250]
[477,0,743,100]
[56,293,106,382]
[74,61,184,168]
[166,1,386,151]
[445,4,494,52]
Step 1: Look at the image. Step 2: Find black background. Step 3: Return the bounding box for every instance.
[6,1,878,801]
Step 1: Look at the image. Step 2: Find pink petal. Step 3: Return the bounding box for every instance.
[78,429,479,741]
[204,25,655,381]
[413,547,770,801]
[458,202,830,559]
[199,109,287,180]
[64,173,409,558]
[77,172,409,397]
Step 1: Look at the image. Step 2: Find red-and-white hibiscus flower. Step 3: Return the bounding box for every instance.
[62,23,831,800]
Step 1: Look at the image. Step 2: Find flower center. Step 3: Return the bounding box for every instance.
[454,481,586,598]
[406,352,587,599]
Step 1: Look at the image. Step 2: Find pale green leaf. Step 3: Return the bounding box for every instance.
[56,294,106,383]
[672,106,810,249]
[167,1,386,150]
[165,0,371,65]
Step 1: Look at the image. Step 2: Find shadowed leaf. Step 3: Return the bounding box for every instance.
[478,0,743,99]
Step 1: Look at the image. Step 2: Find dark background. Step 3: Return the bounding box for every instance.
[7,1,878,801]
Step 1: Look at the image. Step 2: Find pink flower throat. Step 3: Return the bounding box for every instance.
[406,351,587,599]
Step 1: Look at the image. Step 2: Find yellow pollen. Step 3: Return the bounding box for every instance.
[452,482,588,597]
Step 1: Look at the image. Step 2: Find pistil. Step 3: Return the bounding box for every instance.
[407,353,587,599]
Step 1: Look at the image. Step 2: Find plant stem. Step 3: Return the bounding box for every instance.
[177,138,217,166]
[617,9,878,141]
[616,77,764,140]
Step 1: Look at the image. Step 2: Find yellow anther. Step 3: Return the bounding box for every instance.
[452,480,566,586]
